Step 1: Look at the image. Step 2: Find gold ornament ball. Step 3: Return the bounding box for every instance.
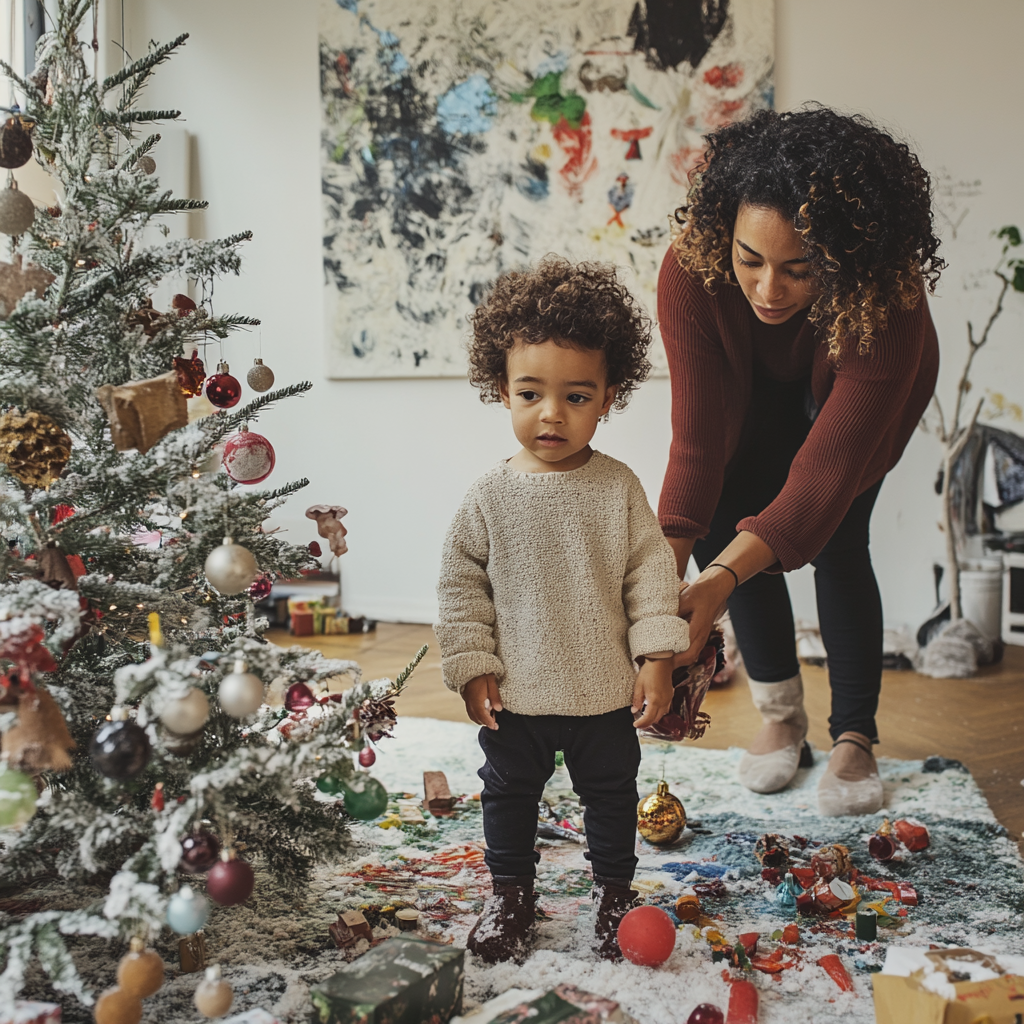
[195,966,234,1018]
[93,986,143,1024]
[0,186,35,234]
[246,358,275,392]
[636,780,686,845]
[0,408,72,489]
[135,155,157,175]
[116,938,165,998]
[204,536,258,595]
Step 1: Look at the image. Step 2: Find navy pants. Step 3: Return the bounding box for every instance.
[478,707,641,880]
[692,374,885,743]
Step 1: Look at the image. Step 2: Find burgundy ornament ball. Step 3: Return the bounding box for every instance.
[358,746,376,768]
[285,681,315,712]
[179,830,221,873]
[205,362,242,409]
[206,851,255,906]
[222,425,275,484]
[686,1006,724,1024]
[868,832,898,862]
[616,905,676,967]
[247,574,273,602]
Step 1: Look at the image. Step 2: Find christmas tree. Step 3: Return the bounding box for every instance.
[0,2,421,1012]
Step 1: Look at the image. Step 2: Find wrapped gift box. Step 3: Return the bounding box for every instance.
[2,1004,61,1024]
[310,936,464,1024]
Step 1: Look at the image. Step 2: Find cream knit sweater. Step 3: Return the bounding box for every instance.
[435,451,690,716]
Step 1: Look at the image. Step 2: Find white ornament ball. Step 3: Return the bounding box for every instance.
[204,536,258,595]
[194,965,233,1018]
[160,687,210,735]
[218,660,265,718]
[0,187,36,234]
[246,358,275,392]
[222,426,275,485]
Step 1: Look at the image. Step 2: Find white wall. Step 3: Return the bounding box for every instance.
[119,0,1024,630]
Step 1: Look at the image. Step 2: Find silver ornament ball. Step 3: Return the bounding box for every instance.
[246,358,275,393]
[204,536,258,595]
[136,155,157,175]
[218,660,265,718]
[160,687,210,735]
[0,187,36,235]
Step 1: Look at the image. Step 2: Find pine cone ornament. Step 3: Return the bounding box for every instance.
[0,409,72,488]
[125,298,172,338]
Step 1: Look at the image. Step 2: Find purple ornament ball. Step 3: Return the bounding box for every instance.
[179,830,221,874]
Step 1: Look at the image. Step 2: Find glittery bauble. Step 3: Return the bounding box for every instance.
[218,661,264,718]
[207,852,255,906]
[0,117,34,168]
[358,746,376,768]
[205,362,242,409]
[159,687,210,735]
[0,185,36,234]
[93,986,143,1024]
[173,351,206,397]
[179,830,221,873]
[285,680,315,711]
[687,1005,724,1024]
[90,719,151,780]
[810,843,851,881]
[0,408,72,488]
[166,885,210,934]
[342,774,389,820]
[204,536,258,595]
[222,425,275,484]
[0,763,37,827]
[194,966,234,1018]
[316,769,347,796]
[617,906,676,967]
[117,938,165,998]
[247,574,273,602]
[754,833,790,869]
[135,155,157,175]
[636,780,686,845]
[246,358,275,392]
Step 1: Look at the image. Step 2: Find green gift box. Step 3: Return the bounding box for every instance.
[310,936,464,1024]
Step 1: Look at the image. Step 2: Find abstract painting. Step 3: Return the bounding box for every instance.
[320,0,773,378]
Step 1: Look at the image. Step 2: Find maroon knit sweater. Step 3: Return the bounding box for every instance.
[657,249,939,572]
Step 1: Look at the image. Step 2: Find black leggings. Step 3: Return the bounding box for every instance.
[692,375,884,743]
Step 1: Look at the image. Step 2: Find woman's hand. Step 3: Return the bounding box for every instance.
[674,571,735,666]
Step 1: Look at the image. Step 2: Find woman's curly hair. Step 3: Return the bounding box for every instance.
[469,255,651,410]
[674,105,945,360]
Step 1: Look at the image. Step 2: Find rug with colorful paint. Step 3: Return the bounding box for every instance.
[15,717,1024,1023]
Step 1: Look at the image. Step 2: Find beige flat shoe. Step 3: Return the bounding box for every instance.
[818,732,884,817]
[737,675,812,794]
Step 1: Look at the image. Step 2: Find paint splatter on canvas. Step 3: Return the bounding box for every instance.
[320,0,773,378]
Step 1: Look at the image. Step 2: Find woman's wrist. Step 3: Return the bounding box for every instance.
[694,564,738,600]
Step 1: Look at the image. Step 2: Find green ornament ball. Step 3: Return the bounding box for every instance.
[316,770,347,796]
[342,774,388,820]
[0,763,37,828]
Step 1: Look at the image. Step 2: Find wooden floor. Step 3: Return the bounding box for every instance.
[270,624,1024,843]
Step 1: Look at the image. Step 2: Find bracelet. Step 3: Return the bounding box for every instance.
[706,562,740,593]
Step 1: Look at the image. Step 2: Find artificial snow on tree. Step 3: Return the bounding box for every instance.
[0,3,421,1011]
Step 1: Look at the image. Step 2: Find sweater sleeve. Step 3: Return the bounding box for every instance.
[434,494,506,692]
[738,303,929,571]
[622,472,691,660]
[656,249,728,540]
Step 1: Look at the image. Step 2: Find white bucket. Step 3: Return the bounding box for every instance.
[960,567,1003,641]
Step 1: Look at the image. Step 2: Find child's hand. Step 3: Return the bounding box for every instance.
[631,656,674,729]
[463,673,503,730]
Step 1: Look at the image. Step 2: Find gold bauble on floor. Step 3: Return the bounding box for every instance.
[637,780,686,845]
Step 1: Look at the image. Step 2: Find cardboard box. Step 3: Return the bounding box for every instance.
[873,947,1024,1024]
[310,936,464,1024]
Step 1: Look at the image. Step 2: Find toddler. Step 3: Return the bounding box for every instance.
[434,256,690,962]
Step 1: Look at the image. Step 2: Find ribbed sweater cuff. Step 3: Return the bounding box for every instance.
[658,515,707,540]
[441,652,505,693]
[736,516,805,573]
[628,616,691,661]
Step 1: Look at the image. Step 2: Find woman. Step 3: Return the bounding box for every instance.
[658,106,942,816]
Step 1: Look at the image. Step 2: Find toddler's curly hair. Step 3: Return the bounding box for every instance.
[468,255,652,410]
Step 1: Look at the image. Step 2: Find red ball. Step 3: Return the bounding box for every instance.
[687,1006,724,1024]
[223,427,275,484]
[206,855,254,906]
[617,905,676,967]
[247,574,273,602]
[205,369,242,409]
[285,681,316,711]
[358,746,376,767]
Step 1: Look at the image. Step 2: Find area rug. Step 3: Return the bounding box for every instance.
[14,718,1024,1023]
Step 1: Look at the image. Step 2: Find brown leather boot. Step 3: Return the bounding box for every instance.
[466,875,536,963]
[592,876,639,960]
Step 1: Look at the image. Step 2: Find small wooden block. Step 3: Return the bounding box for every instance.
[329,909,372,948]
[179,931,207,973]
[423,771,455,815]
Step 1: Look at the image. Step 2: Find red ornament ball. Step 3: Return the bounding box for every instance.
[247,574,273,602]
[308,541,322,557]
[285,681,315,712]
[617,905,676,967]
[687,1006,724,1024]
[206,854,254,906]
[179,830,221,873]
[222,426,275,484]
[358,746,376,768]
[205,363,242,409]
[51,503,75,524]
